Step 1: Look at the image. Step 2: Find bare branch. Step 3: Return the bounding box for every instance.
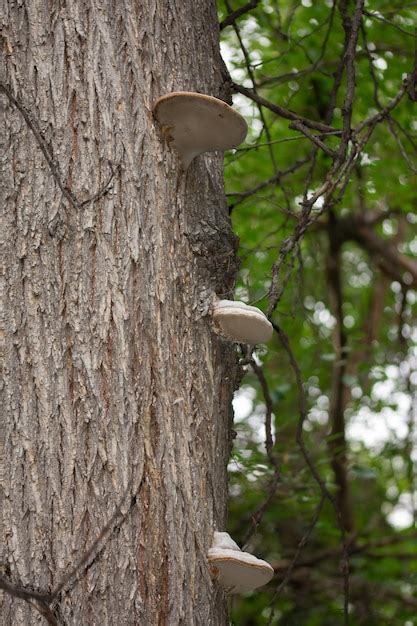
[326,213,354,533]
[225,0,279,177]
[231,82,340,133]
[335,213,417,287]
[266,494,326,626]
[250,360,279,468]
[337,0,365,162]
[227,154,311,210]
[0,576,50,605]
[50,475,141,604]
[289,121,337,158]
[243,470,281,546]
[0,576,57,625]
[0,80,79,211]
[241,356,281,545]
[80,162,118,207]
[363,9,417,38]
[272,323,350,625]
[387,116,417,173]
[1,81,116,212]
[301,530,417,566]
[354,75,411,134]
[220,0,260,30]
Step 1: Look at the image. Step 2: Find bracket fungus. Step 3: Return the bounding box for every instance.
[208,532,274,594]
[212,299,273,344]
[153,92,247,168]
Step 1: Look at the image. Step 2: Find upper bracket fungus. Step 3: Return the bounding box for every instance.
[208,531,274,594]
[212,299,273,344]
[153,92,247,168]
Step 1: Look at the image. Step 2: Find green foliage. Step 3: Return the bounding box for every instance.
[219,0,417,623]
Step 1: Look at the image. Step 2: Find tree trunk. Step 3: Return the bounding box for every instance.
[2,2,238,623]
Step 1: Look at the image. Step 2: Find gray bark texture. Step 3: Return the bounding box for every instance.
[1,1,239,624]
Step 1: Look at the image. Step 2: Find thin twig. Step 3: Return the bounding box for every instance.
[0,576,51,605]
[276,530,417,570]
[250,360,279,467]
[363,9,417,38]
[80,162,118,207]
[50,475,141,603]
[1,81,117,211]
[273,323,350,625]
[225,0,279,180]
[231,82,339,133]
[266,495,326,625]
[0,576,57,625]
[354,74,411,134]
[387,116,417,173]
[220,0,260,30]
[227,155,311,211]
[290,121,337,158]
[259,0,336,90]
[336,0,365,166]
[0,80,79,211]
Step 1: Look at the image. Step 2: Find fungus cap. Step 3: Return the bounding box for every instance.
[153,92,247,168]
[211,531,241,552]
[208,535,274,594]
[213,299,273,344]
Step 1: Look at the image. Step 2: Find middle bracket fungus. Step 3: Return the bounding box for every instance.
[212,299,273,344]
[153,92,248,168]
[208,531,274,594]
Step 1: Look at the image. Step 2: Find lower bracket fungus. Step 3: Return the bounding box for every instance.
[212,299,273,344]
[153,92,248,168]
[208,532,274,594]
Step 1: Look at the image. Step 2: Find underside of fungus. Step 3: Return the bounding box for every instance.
[208,531,274,594]
[153,92,248,168]
[212,299,273,344]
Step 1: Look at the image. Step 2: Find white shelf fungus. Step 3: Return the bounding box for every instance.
[212,299,273,344]
[153,92,248,168]
[208,531,274,594]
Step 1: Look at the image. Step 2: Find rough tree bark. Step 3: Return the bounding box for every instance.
[1,1,239,624]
